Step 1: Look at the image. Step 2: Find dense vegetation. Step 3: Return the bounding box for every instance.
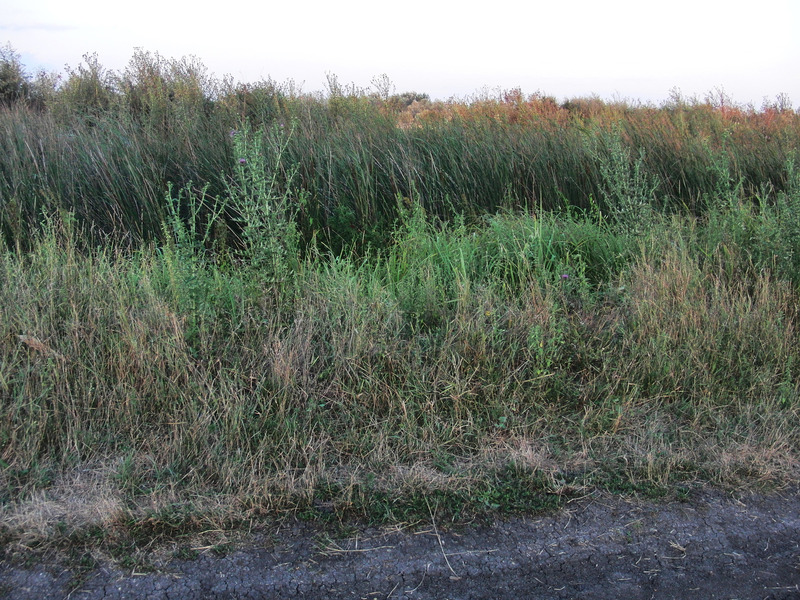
[1,47,797,253]
[1,48,799,551]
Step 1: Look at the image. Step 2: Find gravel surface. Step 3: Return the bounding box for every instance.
[2,488,799,599]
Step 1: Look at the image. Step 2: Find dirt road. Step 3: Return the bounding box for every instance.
[2,487,799,599]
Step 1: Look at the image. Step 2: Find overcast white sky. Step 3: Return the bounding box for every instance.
[3,0,799,107]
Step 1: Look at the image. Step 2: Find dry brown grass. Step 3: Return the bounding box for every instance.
[1,200,798,548]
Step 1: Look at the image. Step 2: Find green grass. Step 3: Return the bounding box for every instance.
[0,48,799,553]
[1,185,799,549]
[1,49,798,254]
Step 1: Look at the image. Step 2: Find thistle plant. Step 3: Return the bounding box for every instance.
[594,130,661,235]
[227,122,301,296]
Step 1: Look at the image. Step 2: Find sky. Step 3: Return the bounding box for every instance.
[2,0,799,108]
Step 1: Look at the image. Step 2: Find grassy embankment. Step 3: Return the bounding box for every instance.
[0,50,799,555]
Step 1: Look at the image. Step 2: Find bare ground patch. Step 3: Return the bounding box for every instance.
[2,486,799,600]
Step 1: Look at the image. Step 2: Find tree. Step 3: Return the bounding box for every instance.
[0,43,30,107]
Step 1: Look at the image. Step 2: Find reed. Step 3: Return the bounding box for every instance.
[2,50,797,254]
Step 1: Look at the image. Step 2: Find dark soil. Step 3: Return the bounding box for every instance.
[2,487,799,599]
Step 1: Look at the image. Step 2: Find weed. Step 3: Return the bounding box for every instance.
[173,546,199,560]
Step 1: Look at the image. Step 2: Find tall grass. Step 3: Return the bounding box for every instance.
[1,50,798,252]
[2,188,799,543]
[1,49,799,547]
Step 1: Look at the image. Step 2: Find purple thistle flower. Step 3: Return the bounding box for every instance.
[561,274,570,279]
[238,158,247,164]
[229,129,238,137]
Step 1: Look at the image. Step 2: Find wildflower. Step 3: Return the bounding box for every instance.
[229,129,238,137]
[561,274,570,279]
[238,158,247,164]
